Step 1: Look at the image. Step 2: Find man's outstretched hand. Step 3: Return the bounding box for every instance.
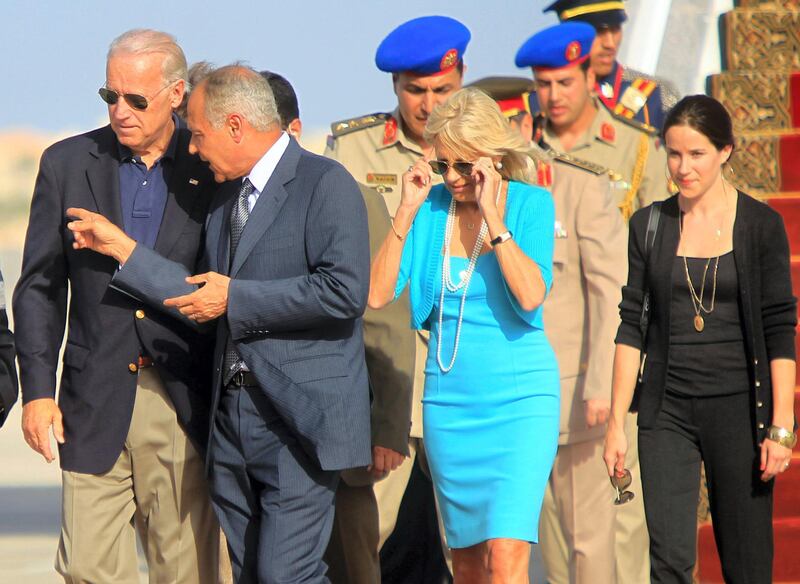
[66,207,136,264]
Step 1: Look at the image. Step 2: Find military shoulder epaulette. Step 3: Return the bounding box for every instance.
[330,113,391,137]
[623,67,680,110]
[609,110,658,136]
[553,152,607,175]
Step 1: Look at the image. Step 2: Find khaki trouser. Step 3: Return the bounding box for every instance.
[539,413,650,584]
[56,368,219,584]
[326,438,452,583]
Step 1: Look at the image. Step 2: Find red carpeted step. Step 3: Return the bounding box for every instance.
[767,197,800,254]
[697,517,800,583]
[774,452,800,517]
[731,132,800,196]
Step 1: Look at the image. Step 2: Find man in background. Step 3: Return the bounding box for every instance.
[0,267,17,428]
[259,70,302,139]
[543,0,679,130]
[323,15,471,582]
[517,21,667,583]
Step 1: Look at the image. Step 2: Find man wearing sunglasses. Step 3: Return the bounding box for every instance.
[13,29,219,583]
[323,15,470,583]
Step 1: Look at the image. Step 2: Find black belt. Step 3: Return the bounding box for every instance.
[227,370,258,388]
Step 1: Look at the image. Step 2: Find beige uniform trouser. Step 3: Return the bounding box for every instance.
[56,368,219,584]
[326,438,452,583]
[539,413,650,584]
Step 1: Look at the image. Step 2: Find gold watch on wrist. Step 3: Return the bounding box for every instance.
[767,425,797,449]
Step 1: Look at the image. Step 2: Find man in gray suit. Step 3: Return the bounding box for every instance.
[68,65,372,583]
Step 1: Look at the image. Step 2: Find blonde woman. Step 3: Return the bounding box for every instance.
[369,88,559,583]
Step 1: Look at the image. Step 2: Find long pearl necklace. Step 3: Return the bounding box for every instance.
[436,181,503,372]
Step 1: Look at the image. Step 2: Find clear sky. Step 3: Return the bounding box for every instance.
[1,1,552,135]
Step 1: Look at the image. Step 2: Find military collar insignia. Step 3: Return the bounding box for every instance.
[600,122,616,144]
[383,117,398,146]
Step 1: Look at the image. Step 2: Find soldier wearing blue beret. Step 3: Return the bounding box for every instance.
[517,20,666,584]
[544,0,679,130]
[323,14,470,584]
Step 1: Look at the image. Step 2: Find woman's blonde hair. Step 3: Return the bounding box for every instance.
[424,87,545,184]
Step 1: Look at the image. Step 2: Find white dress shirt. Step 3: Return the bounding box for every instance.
[243,132,291,212]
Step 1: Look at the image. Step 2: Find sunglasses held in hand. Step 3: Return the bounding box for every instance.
[610,468,635,505]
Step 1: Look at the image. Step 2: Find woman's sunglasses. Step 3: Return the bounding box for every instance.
[610,468,635,505]
[428,160,475,177]
[98,82,173,111]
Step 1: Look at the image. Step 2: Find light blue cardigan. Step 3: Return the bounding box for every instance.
[394,181,555,331]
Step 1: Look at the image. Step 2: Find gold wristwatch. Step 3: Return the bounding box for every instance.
[767,425,797,449]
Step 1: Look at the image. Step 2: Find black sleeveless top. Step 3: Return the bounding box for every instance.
[665,252,750,396]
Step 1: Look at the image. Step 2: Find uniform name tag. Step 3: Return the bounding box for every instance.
[366,173,397,185]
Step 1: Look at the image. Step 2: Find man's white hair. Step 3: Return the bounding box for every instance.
[108,29,188,84]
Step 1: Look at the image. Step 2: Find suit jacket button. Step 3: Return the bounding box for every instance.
[757,401,764,408]
[758,422,765,429]
[129,363,138,373]
[135,309,145,319]
[755,380,761,388]
[754,358,759,365]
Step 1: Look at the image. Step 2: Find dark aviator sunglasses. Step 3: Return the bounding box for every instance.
[98,82,174,111]
[428,160,476,177]
[610,468,635,505]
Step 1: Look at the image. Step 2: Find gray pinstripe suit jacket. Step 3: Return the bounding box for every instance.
[112,138,372,471]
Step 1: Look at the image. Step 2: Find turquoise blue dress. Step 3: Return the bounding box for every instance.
[395,182,560,549]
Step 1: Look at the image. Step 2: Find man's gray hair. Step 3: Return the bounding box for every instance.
[201,65,280,132]
[108,29,188,84]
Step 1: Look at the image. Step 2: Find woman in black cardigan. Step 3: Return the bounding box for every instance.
[603,95,797,584]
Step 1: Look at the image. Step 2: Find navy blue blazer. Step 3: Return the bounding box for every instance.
[113,138,373,471]
[13,124,216,473]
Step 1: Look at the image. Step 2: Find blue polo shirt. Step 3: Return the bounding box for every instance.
[117,117,179,249]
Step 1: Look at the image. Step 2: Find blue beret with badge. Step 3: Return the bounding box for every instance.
[515,21,596,70]
[375,15,471,75]
[544,0,627,28]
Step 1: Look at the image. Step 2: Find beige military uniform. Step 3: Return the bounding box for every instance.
[539,103,667,584]
[537,155,628,584]
[324,110,448,581]
[324,185,415,584]
[542,99,668,221]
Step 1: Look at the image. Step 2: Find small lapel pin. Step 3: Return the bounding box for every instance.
[189,178,199,186]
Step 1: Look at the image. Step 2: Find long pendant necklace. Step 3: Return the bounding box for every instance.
[678,185,729,333]
[437,182,503,372]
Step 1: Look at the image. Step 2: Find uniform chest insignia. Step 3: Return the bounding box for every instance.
[600,122,616,143]
[188,178,199,186]
[601,82,614,99]
[383,117,398,145]
[554,220,568,239]
[366,173,397,186]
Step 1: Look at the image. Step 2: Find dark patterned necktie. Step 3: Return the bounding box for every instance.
[223,178,254,385]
